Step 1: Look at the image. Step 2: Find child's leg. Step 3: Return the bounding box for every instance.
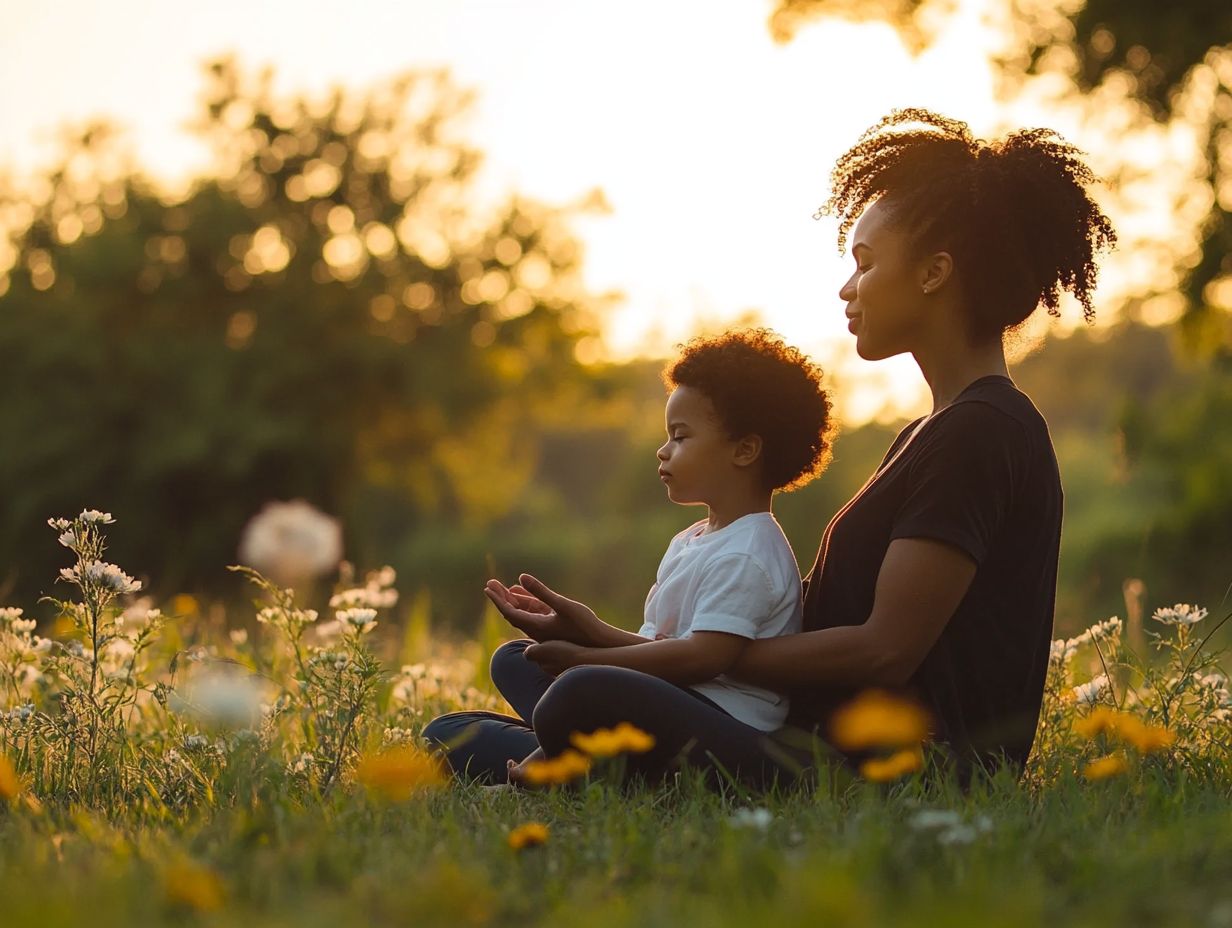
[489,639,558,724]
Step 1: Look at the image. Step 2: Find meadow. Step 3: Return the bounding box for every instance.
[1,510,1230,928]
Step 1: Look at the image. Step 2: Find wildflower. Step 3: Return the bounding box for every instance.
[1151,604,1208,627]
[47,518,71,532]
[729,808,774,830]
[1070,674,1110,707]
[229,628,248,646]
[0,607,22,623]
[58,531,77,548]
[60,560,141,594]
[1083,753,1129,781]
[520,749,592,785]
[569,722,656,758]
[829,690,931,751]
[1119,721,1176,754]
[337,607,378,633]
[859,747,924,782]
[356,746,447,800]
[289,752,315,775]
[183,734,209,751]
[238,499,343,586]
[0,755,21,801]
[78,510,114,524]
[163,862,226,912]
[171,594,199,616]
[184,672,265,728]
[508,822,549,850]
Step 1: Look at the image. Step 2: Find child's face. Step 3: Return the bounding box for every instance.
[656,386,741,507]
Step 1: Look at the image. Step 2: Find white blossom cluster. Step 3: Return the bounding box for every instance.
[329,566,398,610]
[1151,603,1209,627]
[381,726,416,746]
[336,607,378,634]
[1071,673,1111,706]
[59,560,142,594]
[1050,616,1123,666]
[908,808,995,846]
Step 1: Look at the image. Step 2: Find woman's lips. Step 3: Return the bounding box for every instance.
[846,314,860,332]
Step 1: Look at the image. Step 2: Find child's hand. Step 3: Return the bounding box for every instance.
[484,574,600,645]
[523,639,588,676]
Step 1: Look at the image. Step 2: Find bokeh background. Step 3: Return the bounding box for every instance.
[2,0,1230,641]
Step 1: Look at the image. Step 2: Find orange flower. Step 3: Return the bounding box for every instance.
[520,749,592,786]
[859,747,924,782]
[1074,708,1176,754]
[570,722,656,758]
[357,746,447,800]
[163,862,226,912]
[508,822,550,850]
[0,755,21,802]
[830,690,931,751]
[1083,753,1129,781]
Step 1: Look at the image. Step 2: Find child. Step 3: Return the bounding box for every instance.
[428,328,833,782]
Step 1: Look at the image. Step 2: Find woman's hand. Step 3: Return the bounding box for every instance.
[483,574,600,645]
[523,639,588,676]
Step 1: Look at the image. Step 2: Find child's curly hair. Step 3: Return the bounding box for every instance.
[818,108,1116,340]
[664,328,834,493]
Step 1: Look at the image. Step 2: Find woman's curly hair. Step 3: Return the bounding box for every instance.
[817,108,1117,340]
[664,328,834,493]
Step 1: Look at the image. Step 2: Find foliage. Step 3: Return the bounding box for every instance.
[0,58,605,609]
[1,511,1231,927]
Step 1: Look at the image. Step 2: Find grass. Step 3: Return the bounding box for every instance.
[1,511,1230,927]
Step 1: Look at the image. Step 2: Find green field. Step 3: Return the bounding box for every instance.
[2,514,1230,927]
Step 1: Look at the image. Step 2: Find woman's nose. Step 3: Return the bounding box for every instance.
[839,274,857,302]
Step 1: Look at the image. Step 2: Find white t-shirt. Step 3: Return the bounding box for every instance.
[638,511,802,731]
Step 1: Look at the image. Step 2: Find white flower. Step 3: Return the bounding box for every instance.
[6,703,34,723]
[60,561,141,594]
[79,510,114,524]
[1151,604,1208,627]
[336,607,378,633]
[289,752,315,775]
[0,607,25,624]
[237,499,343,586]
[728,808,774,830]
[229,628,249,646]
[1072,674,1111,706]
[908,809,965,831]
[58,531,78,548]
[48,517,72,531]
[183,672,265,728]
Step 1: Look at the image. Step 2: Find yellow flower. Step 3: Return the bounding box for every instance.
[569,722,656,758]
[1083,753,1130,781]
[0,754,22,802]
[1073,708,1176,754]
[1072,706,1120,739]
[164,862,226,912]
[357,746,447,800]
[521,749,592,786]
[508,822,550,850]
[859,747,924,782]
[170,594,199,616]
[1121,722,1175,754]
[830,690,931,751]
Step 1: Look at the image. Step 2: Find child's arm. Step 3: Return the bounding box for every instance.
[525,632,748,686]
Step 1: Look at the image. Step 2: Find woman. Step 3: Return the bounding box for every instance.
[423,108,1116,787]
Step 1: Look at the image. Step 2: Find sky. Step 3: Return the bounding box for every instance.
[0,0,1200,424]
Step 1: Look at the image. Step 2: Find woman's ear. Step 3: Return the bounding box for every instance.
[733,434,763,468]
[921,251,955,294]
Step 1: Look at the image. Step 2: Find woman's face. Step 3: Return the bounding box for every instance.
[838,199,932,361]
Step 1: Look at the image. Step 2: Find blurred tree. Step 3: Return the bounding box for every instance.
[768,0,1232,356]
[0,59,610,610]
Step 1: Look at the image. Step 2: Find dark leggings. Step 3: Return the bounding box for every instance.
[421,639,820,791]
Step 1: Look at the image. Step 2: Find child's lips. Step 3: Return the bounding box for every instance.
[658,469,671,481]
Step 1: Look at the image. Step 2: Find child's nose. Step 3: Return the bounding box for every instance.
[656,442,670,461]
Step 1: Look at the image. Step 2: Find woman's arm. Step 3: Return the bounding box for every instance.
[730,537,977,689]
[485,575,651,647]
[524,631,748,686]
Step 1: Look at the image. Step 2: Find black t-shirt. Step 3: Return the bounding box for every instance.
[789,374,1062,774]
